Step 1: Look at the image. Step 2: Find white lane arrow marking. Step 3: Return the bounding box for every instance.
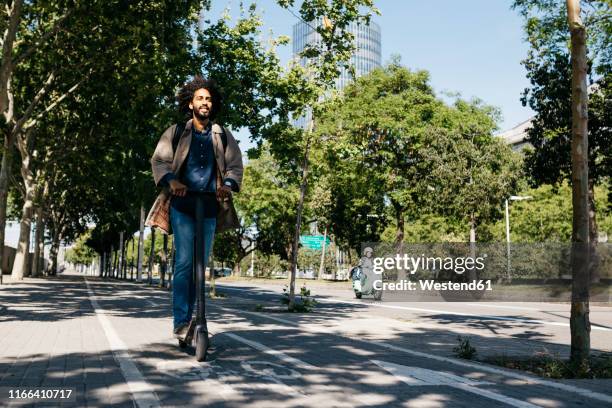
[371,360,540,408]
[156,360,211,380]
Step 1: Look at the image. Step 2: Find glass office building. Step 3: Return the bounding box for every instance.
[292,20,382,91]
[292,20,381,128]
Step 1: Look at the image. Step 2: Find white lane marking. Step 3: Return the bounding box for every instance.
[219,285,612,332]
[241,360,302,380]
[211,326,308,397]
[211,304,612,406]
[156,360,211,380]
[154,354,241,401]
[372,360,490,386]
[317,298,612,332]
[222,331,317,371]
[372,360,538,408]
[85,279,161,408]
[462,303,539,311]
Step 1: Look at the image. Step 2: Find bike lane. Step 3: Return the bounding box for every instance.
[83,277,612,407]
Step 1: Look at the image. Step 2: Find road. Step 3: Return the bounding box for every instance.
[0,273,611,407]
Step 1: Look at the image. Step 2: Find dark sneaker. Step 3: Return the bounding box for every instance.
[173,321,191,340]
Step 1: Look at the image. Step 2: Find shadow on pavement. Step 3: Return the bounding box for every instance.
[1,274,609,406]
[0,325,596,408]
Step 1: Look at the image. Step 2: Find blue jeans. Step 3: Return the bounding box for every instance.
[170,206,216,330]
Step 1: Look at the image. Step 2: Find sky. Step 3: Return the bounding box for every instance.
[205,0,536,150]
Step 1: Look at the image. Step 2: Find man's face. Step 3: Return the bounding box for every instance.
[189,88,213,121]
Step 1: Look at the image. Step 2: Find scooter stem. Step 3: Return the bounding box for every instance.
[195,194,207,328]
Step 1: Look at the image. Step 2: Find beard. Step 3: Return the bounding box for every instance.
[193,106,210,121]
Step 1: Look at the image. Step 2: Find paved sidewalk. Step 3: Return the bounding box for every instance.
[1,272,611,407]
[0,275,137,407]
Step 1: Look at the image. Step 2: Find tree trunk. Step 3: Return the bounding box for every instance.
[289,135,311,311]
[111,244,116,278]
[11,183,35,280]
[208,248,217,297]
[49,236,60,276]
[250,248,255,276]
[106,250,111,277]
[394,203,404,245]
[469,214,476,243]
[318,226,327,280]
[567,0,591,369]
[122,237,129,279]
[333,246,339,281]
[136,205,145,282]
[148,228,155,285]
[392,200,406,281]
[469,213,478,281]
[0,140,14,282]
[130,237,135,280]
[588,179,599,283]
[31,206,44,277]
[118,232,124,280]
[37,216,46,276]
[160,234,168,288]
[12,128,43,280]
[169,237,174,289]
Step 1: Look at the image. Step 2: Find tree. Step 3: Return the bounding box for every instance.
[318,64,439,250]
[567,0,591,371]
[267,0,379,310]
[512,0,610,279]
[322,148,386,255]
[1,0,81,278]
[514,0,612,242]
[478,182,611,243]
[3,1,209,279]
[65,230,97,266]
[513,0,610,369]
[317,63,522,252]
[234,146,300,262]
[419,104,524,243]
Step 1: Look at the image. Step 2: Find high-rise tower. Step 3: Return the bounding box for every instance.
[292,20,382,91]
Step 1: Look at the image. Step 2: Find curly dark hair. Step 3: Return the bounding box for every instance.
[177,76,223,121]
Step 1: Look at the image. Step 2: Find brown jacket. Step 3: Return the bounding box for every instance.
[149,119,243,232]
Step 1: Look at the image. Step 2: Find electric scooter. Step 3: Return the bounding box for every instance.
[178,193,211,362]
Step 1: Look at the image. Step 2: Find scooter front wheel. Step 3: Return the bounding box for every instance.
[195,330,209,362]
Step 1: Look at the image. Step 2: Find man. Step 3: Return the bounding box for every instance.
[150,77,243,342]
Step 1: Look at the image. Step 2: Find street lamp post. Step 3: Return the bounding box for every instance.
[505,195,532,282]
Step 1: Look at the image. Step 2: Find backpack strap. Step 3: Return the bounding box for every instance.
[220,125,227,151]
[171,123,185,154]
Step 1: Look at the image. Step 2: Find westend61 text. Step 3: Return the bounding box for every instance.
[373,279,493,291]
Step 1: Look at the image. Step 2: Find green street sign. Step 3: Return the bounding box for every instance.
[299,235,331,251]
